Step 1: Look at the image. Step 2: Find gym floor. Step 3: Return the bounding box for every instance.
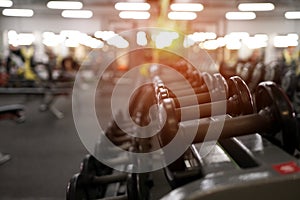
[0,95,88,200]
[0,89,171,200]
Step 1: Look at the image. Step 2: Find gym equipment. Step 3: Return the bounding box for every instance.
[0,104,25,122]
[150,63,203,88]
[169,74,228,107]
[67,171,151,200]
[264,61,283,84]
[158,76,254,144]
[248,62,265,93]
[68,58,300,200]
[68,81,154,199]
[80,154,112,176]
[281,68,297,99]
[239,62,254,83]
[0,86,71,119]
[155,75,254,186]
[159,81,298,154]
[67,172,128,200]
[154,73,226,104]
[161,133,300,200]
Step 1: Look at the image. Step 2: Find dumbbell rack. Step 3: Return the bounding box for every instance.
[67,63,300,200]
[162,133,300,199]
[149,64,300,199]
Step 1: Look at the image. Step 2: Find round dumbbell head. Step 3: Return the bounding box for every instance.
[228,76,254,116]
[255,81,299,154]
[212,73,228,99]
[201,72,214,92]
[159,98,178,146]
[127,173,152,200]
[66,173,105,200]
[80,154,112,176]
[236,62,244,75]
[190,70,203,87]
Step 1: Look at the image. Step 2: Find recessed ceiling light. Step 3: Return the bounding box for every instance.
[168,12,197,20]
[238,3,275,11]
[61,10,93,19]
[47,1,83,10]
[2,9,34,17]
[170,3,203,12]
[0,0,13,8]
[285,11,300,19]
[225,12,256,20]
[119,11,150,20]
[115,2,150,11]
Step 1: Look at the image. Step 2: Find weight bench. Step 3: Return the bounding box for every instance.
[0,87,71,119]
[0,104,25,122]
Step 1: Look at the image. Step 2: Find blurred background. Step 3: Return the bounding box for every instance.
[0,0,300,200]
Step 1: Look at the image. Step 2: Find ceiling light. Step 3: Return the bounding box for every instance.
[94,31,117,41]
[238,3,275,11]
[243,37,268,49]
[136,31,147,46]
[285,11,300,19]
[115,2,150,11]
[47,1,83,9]
[274,35,298,48]
[7,30,17,39]
[8,32,35,46]
[225,12,256,20]
[119,11,150,19]
[62,10,93,19]
[170,3,203,12]
[42,32,65,47]
[287,33,299,40]
[168,12,197,20]
[0,0,13,7]
[226,39,242,50]
[2,9,34,17]
[107,35,129,48]
[216,37,226,47]
[203,40,219,50]
[154,31,179,49]
[187,32,217,42]
[183,36,195,48]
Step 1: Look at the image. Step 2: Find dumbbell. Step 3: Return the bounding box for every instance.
[236,62,253,83]
[264,61,282,84]
[169,77,254,121]
[153,78,201,97]
[160,81,299,154]
[67,170,151,200]
[159,70,203,89]
[162,73,229,107]
[67,172,127,200]
[80,154,112,177]
[248,62,265,93]
[155,73,227,104]
[155,72,210,95]
[150,63,203,88]
[281,68,297,99]
[235,62,244,76]
[158,76,254,143]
